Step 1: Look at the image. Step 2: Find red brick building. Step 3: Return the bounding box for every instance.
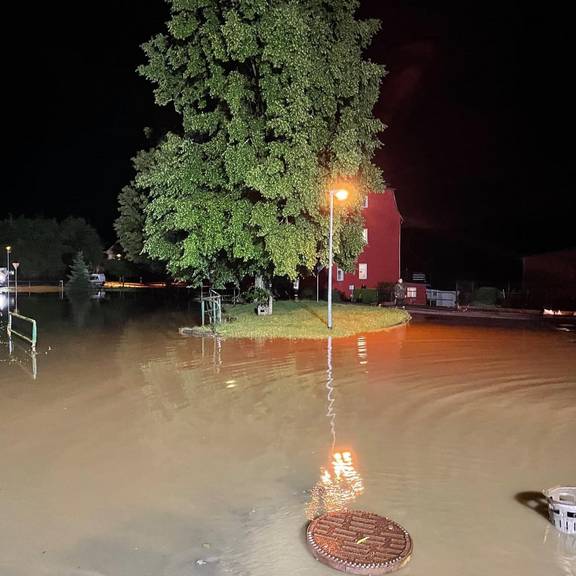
[331,189,402,299]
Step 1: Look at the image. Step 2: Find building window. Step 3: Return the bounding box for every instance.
[358,263,367,280]
[407,287,417,298]
[336,268,344,282]
[362,228,368,243]
[363,196,369,208]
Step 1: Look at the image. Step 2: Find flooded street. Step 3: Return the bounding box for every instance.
[1,295,575,576]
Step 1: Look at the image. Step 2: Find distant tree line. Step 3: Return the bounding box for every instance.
[0,216,103,279]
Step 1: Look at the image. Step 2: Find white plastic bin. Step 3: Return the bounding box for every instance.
[543,486,576,534]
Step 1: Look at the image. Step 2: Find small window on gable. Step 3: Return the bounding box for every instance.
[362,228,368,243]
[363,196,369,208]
[336,268,344,282]
[358,263,367,280]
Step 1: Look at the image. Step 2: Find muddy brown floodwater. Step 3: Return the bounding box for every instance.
[0,294,575,576]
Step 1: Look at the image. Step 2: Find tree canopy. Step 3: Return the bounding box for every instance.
[115,182,150,265]
[60,216,104,268]
[122,0,385,286]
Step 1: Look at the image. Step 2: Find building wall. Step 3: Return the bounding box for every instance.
[404,282,427,306]
[523,249,576,309]
[333,190,401,299]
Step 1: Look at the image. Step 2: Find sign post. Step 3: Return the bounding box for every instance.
[12,262,19,312]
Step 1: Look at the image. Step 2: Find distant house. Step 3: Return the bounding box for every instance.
[523,248,576,310]
[329,189,402,299]
[104,243,123,261]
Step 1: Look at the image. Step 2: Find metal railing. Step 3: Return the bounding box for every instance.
[6,337,38,380]
[8,311,37,351]
[200,289,222,326]
[221,287,240,305]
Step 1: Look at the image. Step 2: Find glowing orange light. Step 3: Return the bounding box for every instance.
[334,189,349,201]
[306,449,364,520]
[544,308,575,316]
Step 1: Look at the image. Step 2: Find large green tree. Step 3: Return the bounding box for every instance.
[115,182,149,264]
[115,147,161,267]
[129,0,385,286]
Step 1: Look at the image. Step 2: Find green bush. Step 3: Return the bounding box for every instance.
[377,282,394,303]
[243,286,271,305]
[354,288,378,305]
[300,287,315,300]
[472,286,503,307]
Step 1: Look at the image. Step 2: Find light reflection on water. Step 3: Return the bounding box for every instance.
[0,295,574,576]
[306,450,365,521]
[306,337,365,520]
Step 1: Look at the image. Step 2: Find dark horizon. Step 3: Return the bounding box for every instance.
[3,1,574,286]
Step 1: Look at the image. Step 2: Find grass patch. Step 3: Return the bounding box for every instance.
[216,300,410,339]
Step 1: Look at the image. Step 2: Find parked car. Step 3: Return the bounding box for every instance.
[89,273,106,288]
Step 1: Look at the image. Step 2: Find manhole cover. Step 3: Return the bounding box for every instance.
[307,510,412,575]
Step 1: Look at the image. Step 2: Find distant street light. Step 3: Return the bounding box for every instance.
[327,188,349,330]
[12,262,19,312]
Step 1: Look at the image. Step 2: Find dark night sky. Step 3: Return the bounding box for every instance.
[3,1,574,285]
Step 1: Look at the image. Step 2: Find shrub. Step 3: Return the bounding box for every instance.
[377,282,395,303]
[355,288,378,305]
[300,287,315,300]
[472,286,503,307]
[243,286,271,305]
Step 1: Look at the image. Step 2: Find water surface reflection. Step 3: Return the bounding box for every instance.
[0,295,574,576]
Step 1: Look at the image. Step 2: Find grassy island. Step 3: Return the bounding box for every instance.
[196,301,410,339]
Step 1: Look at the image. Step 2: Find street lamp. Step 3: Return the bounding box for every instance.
[12,262,19,312]
[327,188,349,329]
[5,246,11,300]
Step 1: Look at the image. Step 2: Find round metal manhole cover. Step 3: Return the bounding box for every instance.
[307,510,413,575]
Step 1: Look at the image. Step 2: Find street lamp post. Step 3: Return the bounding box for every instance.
[12,262,19,312]
[5,246,11,302]
[327,188,349,330]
